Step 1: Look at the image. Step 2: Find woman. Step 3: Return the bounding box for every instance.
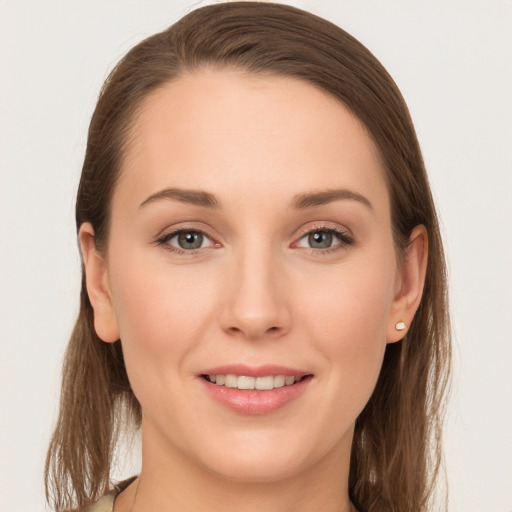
[45,2,451,511]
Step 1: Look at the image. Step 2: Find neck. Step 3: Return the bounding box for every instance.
[122,421,355,512]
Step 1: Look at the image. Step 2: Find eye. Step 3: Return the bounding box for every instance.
[305,231,335,249]
[158,229,215,251]
[295,228,353,250]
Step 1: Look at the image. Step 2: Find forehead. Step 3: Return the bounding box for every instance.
[116,68,388,214]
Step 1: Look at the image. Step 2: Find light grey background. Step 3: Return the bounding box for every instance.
[1,1,511,510]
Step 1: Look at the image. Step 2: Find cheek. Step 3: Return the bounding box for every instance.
[296,253,396,405]
[107,251,220,387]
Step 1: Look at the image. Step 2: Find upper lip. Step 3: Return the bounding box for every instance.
[200,364,311,378]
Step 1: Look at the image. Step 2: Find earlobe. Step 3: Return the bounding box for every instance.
[387,225,428,343]
[79,223,120,343]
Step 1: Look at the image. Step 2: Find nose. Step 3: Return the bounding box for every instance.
[219,248,291,341]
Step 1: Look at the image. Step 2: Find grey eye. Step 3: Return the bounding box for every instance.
[295,227,352,251]
[177,231,204,249]
[307,231,333,249]
[165,230,213,250]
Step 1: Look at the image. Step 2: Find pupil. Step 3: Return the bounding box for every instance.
[309,231,332,249]
[178,231,203,249]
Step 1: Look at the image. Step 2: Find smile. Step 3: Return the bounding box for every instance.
[199,366,313,415]
[204,374,304,390]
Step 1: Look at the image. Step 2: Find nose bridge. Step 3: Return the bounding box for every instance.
[222,237,289,340]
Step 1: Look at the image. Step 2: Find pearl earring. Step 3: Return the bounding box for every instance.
[395,321,406,331]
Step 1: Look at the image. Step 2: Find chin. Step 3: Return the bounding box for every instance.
[202,451,308,484]
[188,426,343,484]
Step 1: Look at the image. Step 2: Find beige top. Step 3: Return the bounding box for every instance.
[82,477,137,512]
[83,492,115,512]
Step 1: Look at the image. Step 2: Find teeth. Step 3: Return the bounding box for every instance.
[237,376,255,389]
[207,374,299,390]
[285,376,295,386]
[273,375,285,388]
[225,374,238,388]
[255,375,274,390]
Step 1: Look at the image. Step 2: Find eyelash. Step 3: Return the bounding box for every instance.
[155,224,354,255]
[294,225,354,255]
[155,225,219,255]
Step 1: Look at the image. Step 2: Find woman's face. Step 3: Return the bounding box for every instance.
[84,69,415,482]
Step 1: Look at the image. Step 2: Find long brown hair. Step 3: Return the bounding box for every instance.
[45,3,451,511]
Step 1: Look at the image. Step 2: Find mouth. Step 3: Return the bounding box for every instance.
[201,374,310,390]
[198,366,313,415]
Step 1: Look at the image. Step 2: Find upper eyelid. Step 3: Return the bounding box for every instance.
[154,221,352,245]
[295,229,350,244]
[294,221,352,238]
[291,223,354,250]
[155,226,218,252]
[155,223,217,240]
[167,229,214,242]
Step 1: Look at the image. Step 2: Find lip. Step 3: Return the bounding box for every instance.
[200,364,310,379]
[198,364,313,415]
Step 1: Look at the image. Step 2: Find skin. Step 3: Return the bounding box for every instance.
[80,69,427,512]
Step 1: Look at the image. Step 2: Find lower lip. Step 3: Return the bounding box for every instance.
[201,376,312,415]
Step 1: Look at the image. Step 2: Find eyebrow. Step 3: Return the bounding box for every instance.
[139,186,373,212]
[139,187,220,209]
[290,189,373,211]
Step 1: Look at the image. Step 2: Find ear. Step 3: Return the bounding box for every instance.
[387,225,428,343]
[79,223,120,343]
